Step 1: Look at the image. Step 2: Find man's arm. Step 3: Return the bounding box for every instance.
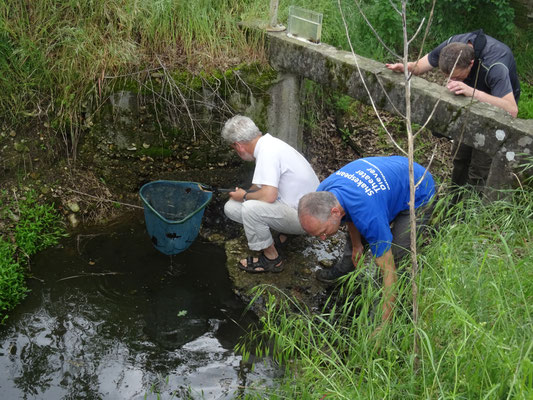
[446,83,518,117]
[347,222,364,266]
[385,54,434,76]
[374,249,397,323]
[229,185,278,203]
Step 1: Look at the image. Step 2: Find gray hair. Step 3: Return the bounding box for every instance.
[221,115,261,143]
[438,42,475,75]
[298,191,339,221]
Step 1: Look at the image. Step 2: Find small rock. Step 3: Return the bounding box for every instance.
[67,202,80,213]
[8,211,20,222]
[14,142,29,152]
[142,143,150,149]
[68,213,79,228]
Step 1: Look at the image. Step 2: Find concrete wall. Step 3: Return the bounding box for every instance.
[264,30,533,192]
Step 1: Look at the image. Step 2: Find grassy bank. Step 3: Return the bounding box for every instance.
[0,190,65,323]
[0,0,531,142]
[238,185,533,399]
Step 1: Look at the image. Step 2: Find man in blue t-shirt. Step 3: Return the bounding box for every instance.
[386,30,520,189]
[298,156,435,322]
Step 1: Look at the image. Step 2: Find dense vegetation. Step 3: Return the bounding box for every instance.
[238,184,533,399]
[0,1,531,396]
[0,0,531,140]
[0,190,65,323]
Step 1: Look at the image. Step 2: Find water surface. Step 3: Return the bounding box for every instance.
[0,215,273,399]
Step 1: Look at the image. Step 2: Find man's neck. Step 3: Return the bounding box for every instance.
[244,135,262,157]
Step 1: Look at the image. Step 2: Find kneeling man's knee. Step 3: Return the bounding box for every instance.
[224,199,242,222]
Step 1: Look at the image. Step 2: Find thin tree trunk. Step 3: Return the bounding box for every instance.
[401,0,420,372]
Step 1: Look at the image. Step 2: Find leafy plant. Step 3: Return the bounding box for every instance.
[0,189,65,322]
[14,191,65,257]
[0,239,28,323]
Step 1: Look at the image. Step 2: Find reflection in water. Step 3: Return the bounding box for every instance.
[0,215,276,399]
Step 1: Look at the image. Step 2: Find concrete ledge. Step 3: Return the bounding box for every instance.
[265,30,532,184]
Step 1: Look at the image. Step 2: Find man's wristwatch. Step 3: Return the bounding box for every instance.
[243,191,248,201]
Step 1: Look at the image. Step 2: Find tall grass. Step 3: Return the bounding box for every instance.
[0,0,266,149]
[238,186,533,399]
[0,0,531,147]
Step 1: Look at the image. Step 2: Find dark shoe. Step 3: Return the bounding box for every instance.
[316,267,349,283]
[238,253,284,273]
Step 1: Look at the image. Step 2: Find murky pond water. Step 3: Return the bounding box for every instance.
[0,215,275,399]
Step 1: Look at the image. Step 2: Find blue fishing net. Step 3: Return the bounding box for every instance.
[139,181,213,255]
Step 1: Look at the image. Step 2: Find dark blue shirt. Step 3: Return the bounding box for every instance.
[428,32,520,102]
[317,156,435,257]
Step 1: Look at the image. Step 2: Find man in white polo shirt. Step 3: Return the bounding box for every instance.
[222,115,319,273]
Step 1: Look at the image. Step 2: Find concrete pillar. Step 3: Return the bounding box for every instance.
[267,73,302,150]
[484,150,515,200]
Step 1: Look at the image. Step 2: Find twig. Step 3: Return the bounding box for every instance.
[408,17,426,46]
[57,272,125,282]
[68,189,144,209]
[415,145,438,189]
[375,76,405,118]
[407,0,436,81]
[352,0,400,59]
[337,0,407,156]
[156,56,197,141]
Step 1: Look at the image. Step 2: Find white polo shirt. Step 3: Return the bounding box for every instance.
[252,134,319,209]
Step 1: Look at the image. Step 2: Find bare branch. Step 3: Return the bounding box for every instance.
[408,0,436,81]
[352,0,401,59]
[388,0,402,15]
[408,17,426,45]
[413,97,442,139]
[375,75,405,118]
[415,145,437,188]
[156,56,197,141]
[413,46,466,139]
[338,0,407,155]
[68,189,144,209]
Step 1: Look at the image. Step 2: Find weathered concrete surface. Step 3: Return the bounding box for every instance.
[267,73,302,149]
[265,31,533,190]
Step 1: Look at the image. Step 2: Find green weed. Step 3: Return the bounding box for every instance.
[0,239,27,324]
[0,189,65,322]
[518,82,533,120]
[238,186,533,399]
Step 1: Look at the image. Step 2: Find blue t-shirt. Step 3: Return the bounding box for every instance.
[317,156,435,258]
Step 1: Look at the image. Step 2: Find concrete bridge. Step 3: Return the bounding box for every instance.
[264,30,533,194]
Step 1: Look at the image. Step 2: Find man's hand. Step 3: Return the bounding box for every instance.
[351,244,364,266]
[229,185,279,203]
[447,83,518,117]
[385,55,433,76]
[229,187,247,202]
[447,80,474,97]
[385,63,405,73]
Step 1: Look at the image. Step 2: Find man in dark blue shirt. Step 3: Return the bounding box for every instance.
[386,30,520,187]
[298,156,435,322]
